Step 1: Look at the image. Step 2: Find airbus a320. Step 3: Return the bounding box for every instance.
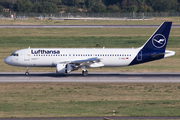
[4,22,175,76]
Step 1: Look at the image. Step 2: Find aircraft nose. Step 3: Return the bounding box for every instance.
[4,57,11,65]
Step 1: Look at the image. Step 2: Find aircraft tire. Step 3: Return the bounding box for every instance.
[25,72,29,76]
[82,70,88,76]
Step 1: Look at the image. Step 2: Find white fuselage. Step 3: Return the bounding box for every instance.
[4,48,140,68]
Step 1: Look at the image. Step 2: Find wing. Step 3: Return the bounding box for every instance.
[54,57,104,68]
[71,57,99,64]
[70,57,104,68]
[159,39,165,42]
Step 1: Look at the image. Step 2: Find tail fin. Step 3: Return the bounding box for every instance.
[141,22,172,52]
[129,22,173,66]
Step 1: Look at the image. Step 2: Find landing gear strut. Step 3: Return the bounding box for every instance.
[25,67,29,76]
[82,70,88,76]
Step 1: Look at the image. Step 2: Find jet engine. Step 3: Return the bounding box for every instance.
[56,64,74,74]
[56,64,67,73]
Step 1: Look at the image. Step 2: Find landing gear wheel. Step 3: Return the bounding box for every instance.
[82,70,88,76]
[25,67,29,76]
[25,72,29,76]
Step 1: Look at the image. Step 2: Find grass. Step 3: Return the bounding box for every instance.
[1,17,180,25]
[0,83,180,118]
[0,27,180,72]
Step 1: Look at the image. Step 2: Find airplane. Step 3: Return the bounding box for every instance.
[4,22,175,76]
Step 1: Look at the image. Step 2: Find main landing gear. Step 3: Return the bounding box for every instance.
[25,67,29,76]
[81,66,88,76]
[82,70,88,76]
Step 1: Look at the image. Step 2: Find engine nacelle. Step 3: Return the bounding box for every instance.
[56,64,67,73]
[67,64,73,73]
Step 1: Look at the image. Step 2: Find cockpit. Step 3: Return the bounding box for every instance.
[10,52,19,56]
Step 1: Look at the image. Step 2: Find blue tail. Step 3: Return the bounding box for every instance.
[142,22,172,51]
[130,22,172,66]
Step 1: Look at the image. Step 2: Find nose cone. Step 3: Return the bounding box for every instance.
[4,57,11,65]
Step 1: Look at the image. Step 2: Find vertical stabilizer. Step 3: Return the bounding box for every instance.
[130,22,172,66]
[141,22,172,52]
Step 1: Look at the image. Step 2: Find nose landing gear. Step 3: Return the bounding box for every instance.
[25,67,29,76]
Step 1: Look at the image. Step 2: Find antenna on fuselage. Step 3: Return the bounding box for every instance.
[28,46,30,49]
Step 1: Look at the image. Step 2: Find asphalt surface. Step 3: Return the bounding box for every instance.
[1,25,180,28]
[0,72,180,83]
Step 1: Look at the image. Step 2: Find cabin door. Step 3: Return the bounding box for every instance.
[137,51,142,61]
[24,49,30,61]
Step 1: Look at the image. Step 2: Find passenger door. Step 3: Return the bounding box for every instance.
[24,49,30,61]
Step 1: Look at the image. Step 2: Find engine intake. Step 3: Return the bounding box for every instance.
[56,64,73,74]
[56,64,67,73]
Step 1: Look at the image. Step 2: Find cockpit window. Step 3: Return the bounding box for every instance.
[10,52,19,56]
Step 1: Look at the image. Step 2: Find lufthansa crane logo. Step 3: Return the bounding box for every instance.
[152,34,166,48]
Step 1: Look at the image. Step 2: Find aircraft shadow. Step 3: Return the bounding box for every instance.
[0,73,180,78]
